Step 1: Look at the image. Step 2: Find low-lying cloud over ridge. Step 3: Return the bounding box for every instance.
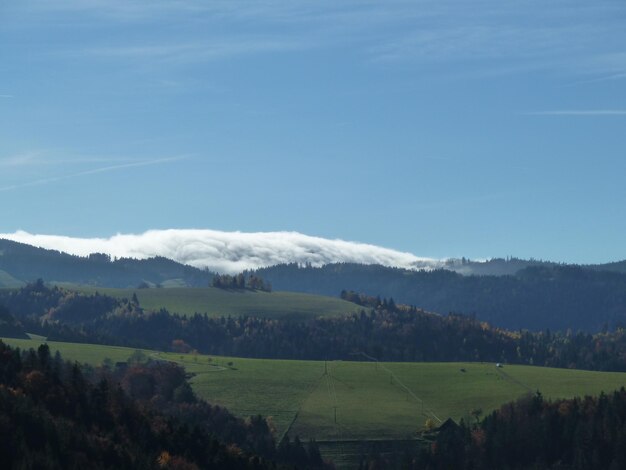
[0,229,445,274]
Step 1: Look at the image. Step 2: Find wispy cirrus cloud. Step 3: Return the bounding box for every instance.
[78,38,310,64]
[0,152,42,167]
[0,228,446,273]
[20,0,626,79]
[577,52,626,83]
[0,155,190,192]
[366,3,626,80]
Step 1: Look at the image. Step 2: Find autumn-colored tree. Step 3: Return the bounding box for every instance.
[171,339,192,353]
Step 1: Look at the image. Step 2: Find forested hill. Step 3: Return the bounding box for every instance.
[0,239,213,288]
[415,389,626,470]
[0,340,328,469]
[419,256,626,277]
[4,237,626,332]
[252,263,626,332]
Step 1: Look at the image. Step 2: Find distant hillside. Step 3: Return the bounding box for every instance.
[588,259,626,274]
[450,257,559,276]
[252,263,626,332]
[4,237,626,332]
[448,256,626,276]
[0,238,213,288]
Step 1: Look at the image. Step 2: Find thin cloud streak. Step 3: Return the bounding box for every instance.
[523,110,626,116]
[78,38,308,64]
[0,151,148,168]
[0,229,447,274]
[27,0,430,24]
[0,152,42,167]
[0,156,190,192]
[575,72,626,85]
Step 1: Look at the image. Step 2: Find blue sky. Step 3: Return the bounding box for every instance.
[1,0,625,264]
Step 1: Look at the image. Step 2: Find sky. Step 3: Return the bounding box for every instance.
[1,0,626,264]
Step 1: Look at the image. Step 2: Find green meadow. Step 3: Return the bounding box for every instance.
[0,270,25,288]
[4,337,626,444]
[60,286,360,320]
[2,337,144,365]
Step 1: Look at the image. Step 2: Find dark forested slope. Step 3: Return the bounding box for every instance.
[253,263,626,331]
[0,340,329,469]
[415,389,626,470]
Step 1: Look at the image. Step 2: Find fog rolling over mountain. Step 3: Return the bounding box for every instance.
[2,230,625,280]
[0,229,446,274]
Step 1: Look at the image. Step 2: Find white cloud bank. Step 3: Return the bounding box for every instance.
[0,229,446,274]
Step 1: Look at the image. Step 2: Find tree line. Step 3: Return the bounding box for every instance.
[212,273,271,292]
[405,389,626,469]
[6,282,626,371]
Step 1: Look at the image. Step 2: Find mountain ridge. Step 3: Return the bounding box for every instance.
[4,237,626,332]
[0,238,213,288]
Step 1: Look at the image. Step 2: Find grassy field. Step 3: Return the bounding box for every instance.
[4,336,626,445]
[287,361,626,440]
[0,270,25,288]
[2,337,144,365]
[59,286,360,320]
